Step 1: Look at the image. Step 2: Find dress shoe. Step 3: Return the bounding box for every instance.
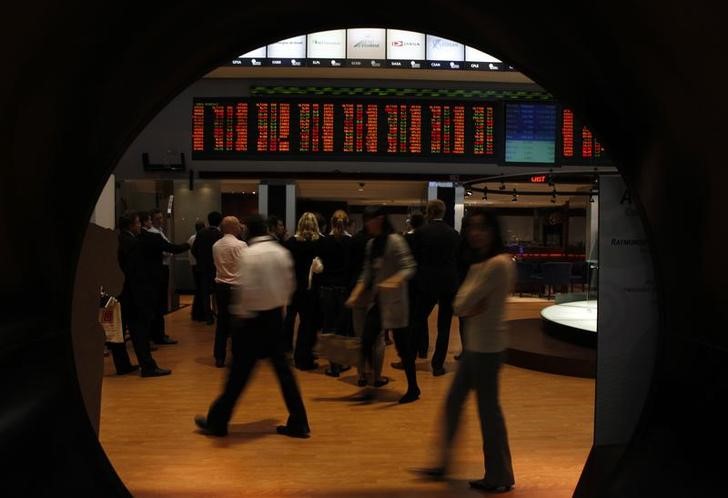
[275,425,311,439]
[468,479,513,493]
[399,388,421,404]
[215,359,225,368]
[324,368,340,377]
[373,377,390,388]
[357,377,368,387]
[149,343,159,351]
[432,366,446,377]
[390,361,404,370]
[116,365,139,376]
[154,336,178,345]
[140,367,172,377]
[194,415,227,437]
[410,467,447,481]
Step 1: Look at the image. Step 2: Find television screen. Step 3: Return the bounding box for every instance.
[505,103,557,164]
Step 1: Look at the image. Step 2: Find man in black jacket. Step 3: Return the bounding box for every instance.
[121,211,189,377]
[192,211,223,325]
[409,200,461,376]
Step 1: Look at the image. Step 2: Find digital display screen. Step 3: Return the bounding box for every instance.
[346,28,386,67]
[505,103,557,164]
[558,108,611,164]
[426,35,464,70]
[192,97,498,162]
[267,35,306,66]
[307,30,346,66]
[465,46,505,71]
[386,29,426,68]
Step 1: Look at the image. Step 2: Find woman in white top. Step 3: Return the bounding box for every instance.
[415,208,516,493]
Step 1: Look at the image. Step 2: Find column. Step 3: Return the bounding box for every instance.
[258,180,297,237]
[427,181,464,231]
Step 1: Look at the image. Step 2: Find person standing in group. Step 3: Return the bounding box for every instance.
[267,215,287,243]
[147,208,177,345]
[284,212,322,370]
[212,216,247,368]
[408,200,460,376]
[414,208,516,493]
[195,214,310,439]
[188,220,206,322]
[317,210,353,377]
[347,214,383,386]
[123,211,189,377]
[113,211,142,375]
[192,211,223,325]
[347,206,420,403]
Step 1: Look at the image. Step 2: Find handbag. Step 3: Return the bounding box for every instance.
[315,333,361,366]
[99,294,124,344]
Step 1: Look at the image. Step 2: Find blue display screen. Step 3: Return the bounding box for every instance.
[505,103,556,164]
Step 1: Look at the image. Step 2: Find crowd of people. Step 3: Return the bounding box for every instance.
[111,200,517,492]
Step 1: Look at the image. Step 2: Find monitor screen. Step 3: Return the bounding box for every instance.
[505,103,557,164]
[192,97,499,163]
[426,35,464,69]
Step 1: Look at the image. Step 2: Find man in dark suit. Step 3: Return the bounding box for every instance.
[122,211,189,377]
[192,211,223,325]
[409,200,461,376]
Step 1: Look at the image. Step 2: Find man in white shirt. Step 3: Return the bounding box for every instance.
[211,216,247,367]
[195,214,310,439]
[148,208,177,345]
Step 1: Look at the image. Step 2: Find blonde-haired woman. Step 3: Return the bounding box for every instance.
[318,210,354,376]
[284,212,322,370]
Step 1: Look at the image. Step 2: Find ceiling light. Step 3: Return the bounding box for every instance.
[465,189,473,197]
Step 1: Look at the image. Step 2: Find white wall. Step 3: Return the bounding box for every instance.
[90,174,115,229]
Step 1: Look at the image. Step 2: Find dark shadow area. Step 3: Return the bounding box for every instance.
[2,3,728,498]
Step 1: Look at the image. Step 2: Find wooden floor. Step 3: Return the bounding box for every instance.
[100,297,594,498]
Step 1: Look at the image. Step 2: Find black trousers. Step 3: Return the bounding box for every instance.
[285,290,317,368]
[199,269,216,322]
[413,288,456,369]
[151,265,169,342]
[214,282,232,362]
[127,299,158,373]
[107,341,132,373]
[191,266,205,321]
[206,308,309,432]
[362,302,419,393]
[319,285,350,335]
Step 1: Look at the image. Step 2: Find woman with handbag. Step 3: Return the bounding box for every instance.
[317,210,354,377]
[284,212,323,370]
[346,206,420,403]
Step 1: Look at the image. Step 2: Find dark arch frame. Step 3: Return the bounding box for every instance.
[1,2,726,497]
